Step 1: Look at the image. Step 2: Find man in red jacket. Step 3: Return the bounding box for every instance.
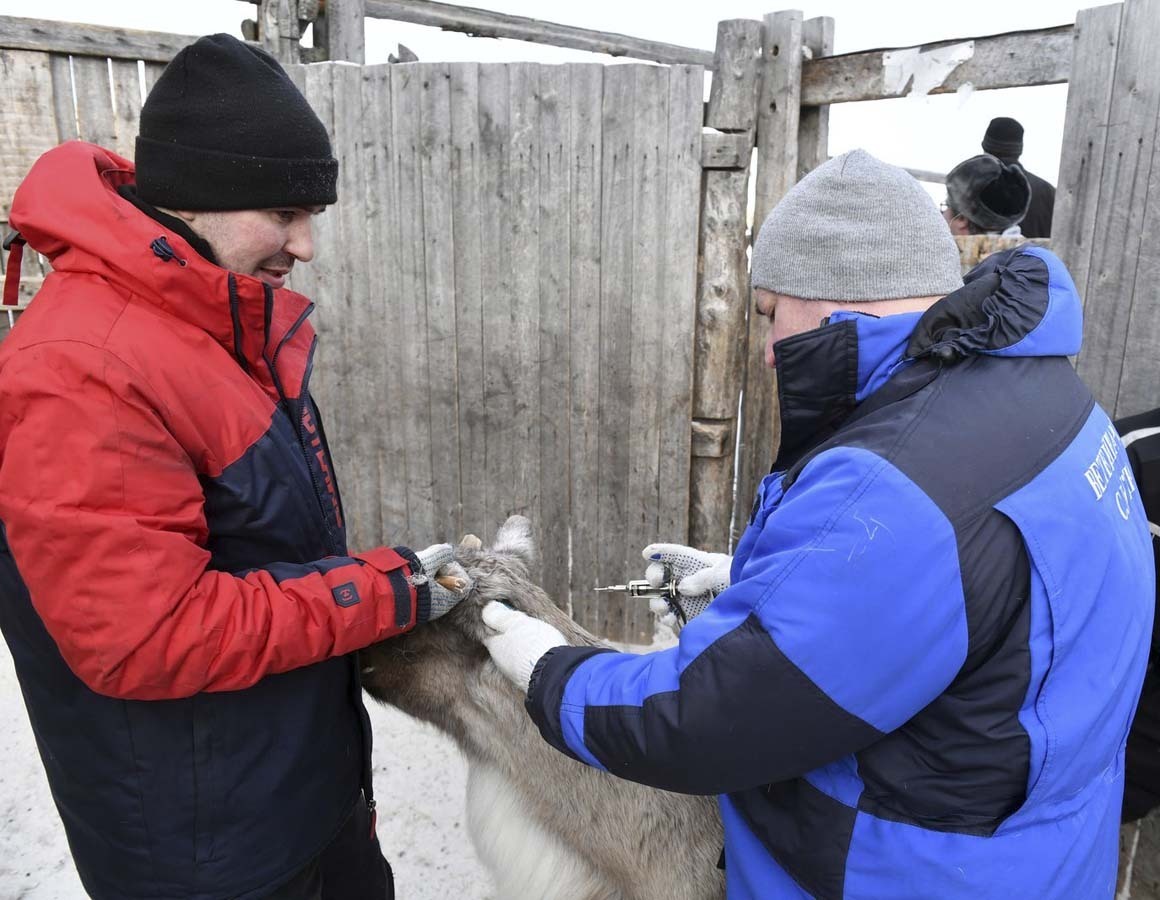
[0,34,465,900]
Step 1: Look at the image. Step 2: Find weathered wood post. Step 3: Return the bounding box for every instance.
[736,9,802,533]
[1051,2,1121,327]
[317,0,366,63]
[797,16,833,179]
[257,0,303,64]
[688,20,763,551]
[1066,0,1160,420]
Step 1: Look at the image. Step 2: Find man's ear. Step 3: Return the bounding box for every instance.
[166,209,199,225]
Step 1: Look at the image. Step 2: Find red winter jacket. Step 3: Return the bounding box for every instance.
[0,141,426,899]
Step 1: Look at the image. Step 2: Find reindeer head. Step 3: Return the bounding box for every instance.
[360,516,602,711]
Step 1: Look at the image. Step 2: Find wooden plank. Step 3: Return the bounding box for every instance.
[109,59,143,160]
[330,61,384,552]
[1052,3,1122,318]
[752,10,802,298]
[706,20,763,135]
[1117,89,1160,417]
[259,0,301,65]
[797,16,833,180]
[359,64,410,547]
[654,63,702,563]
[622,63,668,645]
[694,174,752,415]
[418,62,462,543]
[475,64,511,548]
[142,61,167,96]
[391,63,436,546]
[690,19,762,552]
[567,63,604,632]
[737,10,801,539]
[0,50,61,221]
[701,131,751,169]
[0,14,197,63]
[1074,0,1160,416]
[594,63,635,643]
[448,63,487,545]
[507,63,541,558]
[800,24,1073,106]
[326,0,366,63]
[71,55,116,147]
[49,55,78,143]
[364,0,715,67]
[537,63,572,610]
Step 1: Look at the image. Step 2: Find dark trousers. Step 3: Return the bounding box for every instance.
[264,798,394,900]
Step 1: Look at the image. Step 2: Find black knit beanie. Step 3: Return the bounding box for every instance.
[981,117,1024,161]
[136,34,337,210]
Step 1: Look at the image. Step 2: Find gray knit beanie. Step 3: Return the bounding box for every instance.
[752,149,963,301]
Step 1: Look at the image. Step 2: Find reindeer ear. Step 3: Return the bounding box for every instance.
[458,534,483,551]
[492,516,538,568]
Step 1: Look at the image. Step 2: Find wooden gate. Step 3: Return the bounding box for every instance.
[287,61,704,641]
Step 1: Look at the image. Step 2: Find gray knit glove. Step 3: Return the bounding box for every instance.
[411,543,472,621]
[642,543,732,624]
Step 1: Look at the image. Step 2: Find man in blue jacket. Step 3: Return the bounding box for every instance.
[482,150,1155,898]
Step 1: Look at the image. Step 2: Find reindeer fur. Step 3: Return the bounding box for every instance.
[360,516,725,900]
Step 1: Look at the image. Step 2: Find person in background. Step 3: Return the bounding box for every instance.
[982,116,1057,238]
[0,33,467,900]
[941,153,1032,237]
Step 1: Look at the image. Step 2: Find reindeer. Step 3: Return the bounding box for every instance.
[360,515,725,900]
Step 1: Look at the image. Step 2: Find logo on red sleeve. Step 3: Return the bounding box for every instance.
[333,582,361,608]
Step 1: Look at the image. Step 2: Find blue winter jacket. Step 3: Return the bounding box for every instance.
[527,247,1155,898]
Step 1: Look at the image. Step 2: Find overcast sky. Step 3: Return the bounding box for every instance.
[0,0,1093,185]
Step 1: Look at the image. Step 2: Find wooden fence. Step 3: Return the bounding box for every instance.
[1054,0,1160,423]
[0,1,1146,642]
[284,60,704,643]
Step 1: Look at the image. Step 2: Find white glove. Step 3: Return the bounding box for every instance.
[642,543,732,623]
[412,543,472,621]
[481,601,567,692]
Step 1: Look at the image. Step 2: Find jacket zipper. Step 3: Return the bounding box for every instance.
[258,284,341,556]
[263,284,373,818]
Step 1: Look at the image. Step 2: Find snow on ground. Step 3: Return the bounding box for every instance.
[0,641,493,900]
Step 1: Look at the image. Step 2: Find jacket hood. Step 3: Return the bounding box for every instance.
[8,141,316,395]
[907,246,1082,361]
[772,245,1084,470]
